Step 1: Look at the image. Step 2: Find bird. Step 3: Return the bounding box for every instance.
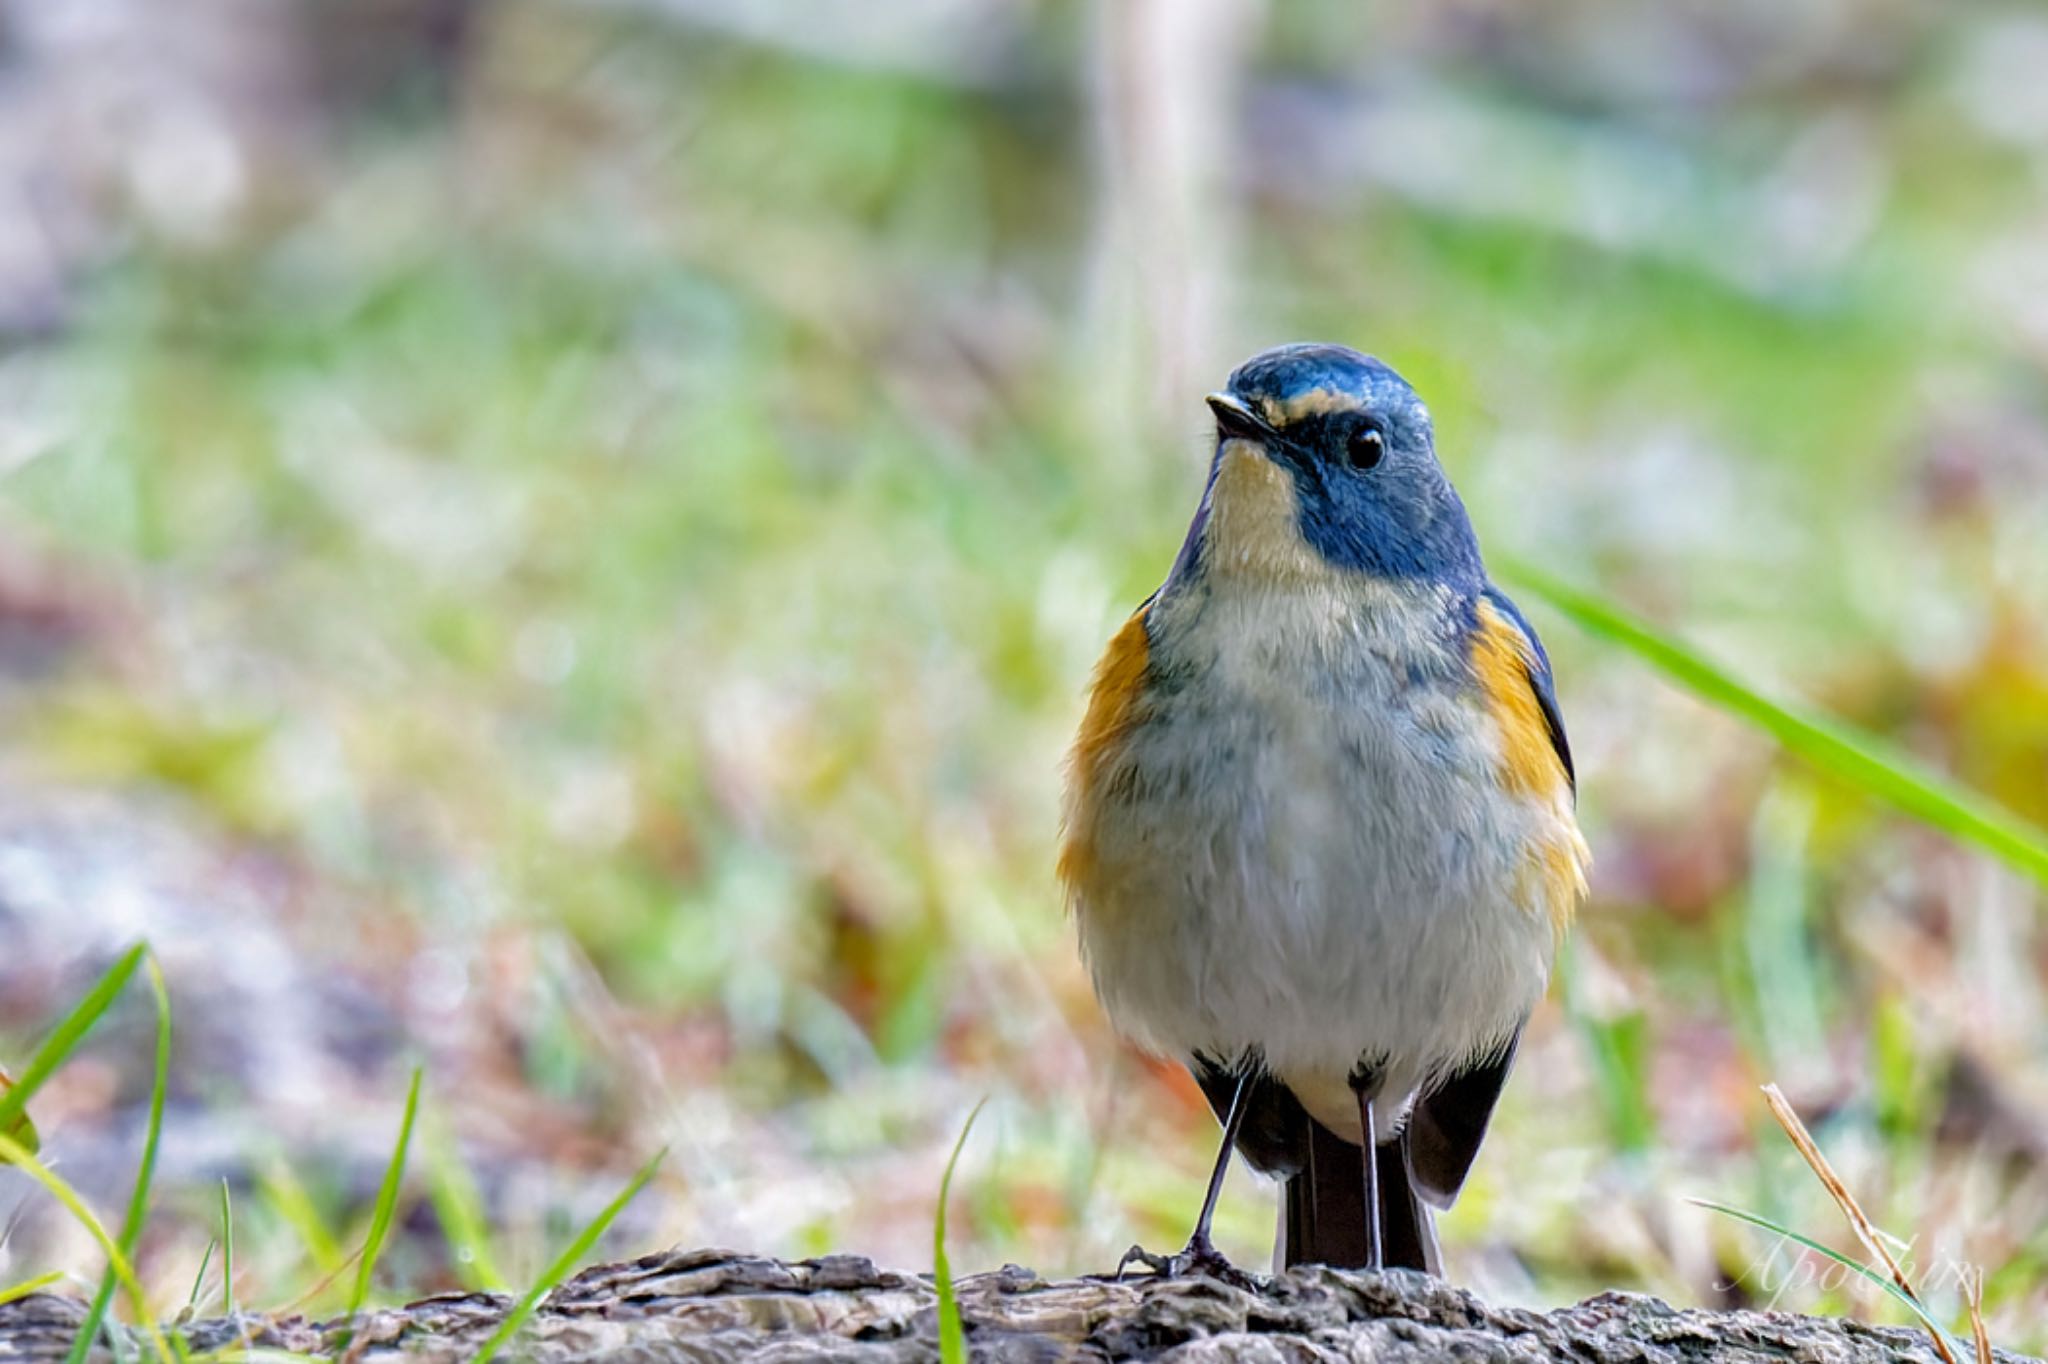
[1057,342,1588,1278]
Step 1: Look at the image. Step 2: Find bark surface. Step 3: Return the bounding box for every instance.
[0,1246,2030,1362]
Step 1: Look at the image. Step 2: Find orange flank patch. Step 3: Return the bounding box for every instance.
[1472,600,1588,937]
[1056,606,1152,895]
[1470,600,1568,800]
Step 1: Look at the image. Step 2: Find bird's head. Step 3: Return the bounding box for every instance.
[1178,344,1482,589]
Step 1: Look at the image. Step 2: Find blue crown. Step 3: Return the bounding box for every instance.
[1226,344,1429,438]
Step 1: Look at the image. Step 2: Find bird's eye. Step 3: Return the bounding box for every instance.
[1345,427,1385,470]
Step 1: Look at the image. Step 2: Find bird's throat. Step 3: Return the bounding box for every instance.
[1202,444,1326,584]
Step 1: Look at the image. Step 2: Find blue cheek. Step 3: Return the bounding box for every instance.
[1290,467,1483,583]
[1297,489,1418,577]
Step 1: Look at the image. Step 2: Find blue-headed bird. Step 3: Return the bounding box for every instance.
[1058,343,1589,1277]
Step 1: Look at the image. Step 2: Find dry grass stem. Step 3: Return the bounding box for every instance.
[1760,1083,1959,1364]
[1964,1265,1992,1364]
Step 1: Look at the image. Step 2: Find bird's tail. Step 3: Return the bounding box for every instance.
[1278,1118,1440,1273]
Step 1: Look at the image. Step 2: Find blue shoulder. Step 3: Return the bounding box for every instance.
[1479,584,1575,793]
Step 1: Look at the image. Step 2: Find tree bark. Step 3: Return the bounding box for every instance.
[0,1246,2031,1362]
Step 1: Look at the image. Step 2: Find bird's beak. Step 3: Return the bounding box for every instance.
[1206,392,1278,445]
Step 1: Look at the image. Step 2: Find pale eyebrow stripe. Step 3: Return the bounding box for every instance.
[1261,386,1366,425]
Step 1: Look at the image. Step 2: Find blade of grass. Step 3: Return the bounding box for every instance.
[65,955,172,1364]
[1760,1088,1920,1304]
[469,1147,667,1364]
[218,1180,236,1316]
[348,1067,423,1317]
[1758,1084,1957,1364]
[0,1132,174,1364]
[0,943,146,1153]
[1556,945,1655,1154]
[185,1241,216,1314]
[1498,562,2048,886]
[258,1160,344,1277]
[425,1122,507,1291]
[0,1068,39,1158]
[1742,786,1831,1087]
[934,1098,987,1364]
[1690,1199,1968,1357]
[0,1271,67,1307]
[1963,1265,1993,1364]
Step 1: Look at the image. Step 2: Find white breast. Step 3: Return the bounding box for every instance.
[1070,570,1558,1138]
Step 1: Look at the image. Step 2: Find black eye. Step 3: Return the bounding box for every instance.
[1345,426,1385,470]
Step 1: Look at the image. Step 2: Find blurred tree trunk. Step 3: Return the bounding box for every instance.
[1083,0,1259,460]
[0,1247,2017,1362]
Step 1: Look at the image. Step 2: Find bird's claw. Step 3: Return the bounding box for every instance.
[1111,1238,1262,1291]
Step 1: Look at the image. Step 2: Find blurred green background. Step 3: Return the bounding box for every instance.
[1,0,2046,1346]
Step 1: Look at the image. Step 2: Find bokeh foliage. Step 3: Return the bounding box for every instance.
[0,0,2046,1347]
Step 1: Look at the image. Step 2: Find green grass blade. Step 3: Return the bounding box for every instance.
[0,1131,175,1364]
[1556,945,1655,1154]
[0,1068,39,1159]
[348,1067,423,1317]
[1500,562,2048,886]
[0,943,146,1149]
[65,955,173,1364]
[469,1147,667,1364]
[425,1122,507,1291]
[258,1160,344,1277]
[219,1180,236,1316]
[934,1098,987,1364]
[1689,1197,1969,1354]
[185,1241,216,1313]
[0,1271,67,1307]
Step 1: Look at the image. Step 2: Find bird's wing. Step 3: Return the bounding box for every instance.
[1404,1033,1521,1209]
[1476,585,1574,794]
[1404,588,1578,1207]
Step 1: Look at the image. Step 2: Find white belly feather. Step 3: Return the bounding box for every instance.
[1071,572,1558,1139]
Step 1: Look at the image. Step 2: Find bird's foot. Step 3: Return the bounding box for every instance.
[1111,1236,1261,1291]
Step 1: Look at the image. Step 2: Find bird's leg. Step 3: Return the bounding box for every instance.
[1353,1076,1384,1272]
[1182,1073,1243,1259]
[1114,1070,1259,1288]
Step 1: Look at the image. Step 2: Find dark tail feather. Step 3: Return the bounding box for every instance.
[1375,1136,1441,1274]
[1278,1119,1440,1274]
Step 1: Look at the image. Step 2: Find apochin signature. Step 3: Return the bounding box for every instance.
[1718,1233,1980,1312]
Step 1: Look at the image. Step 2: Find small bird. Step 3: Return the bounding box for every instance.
[1058,343,1588,1277]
